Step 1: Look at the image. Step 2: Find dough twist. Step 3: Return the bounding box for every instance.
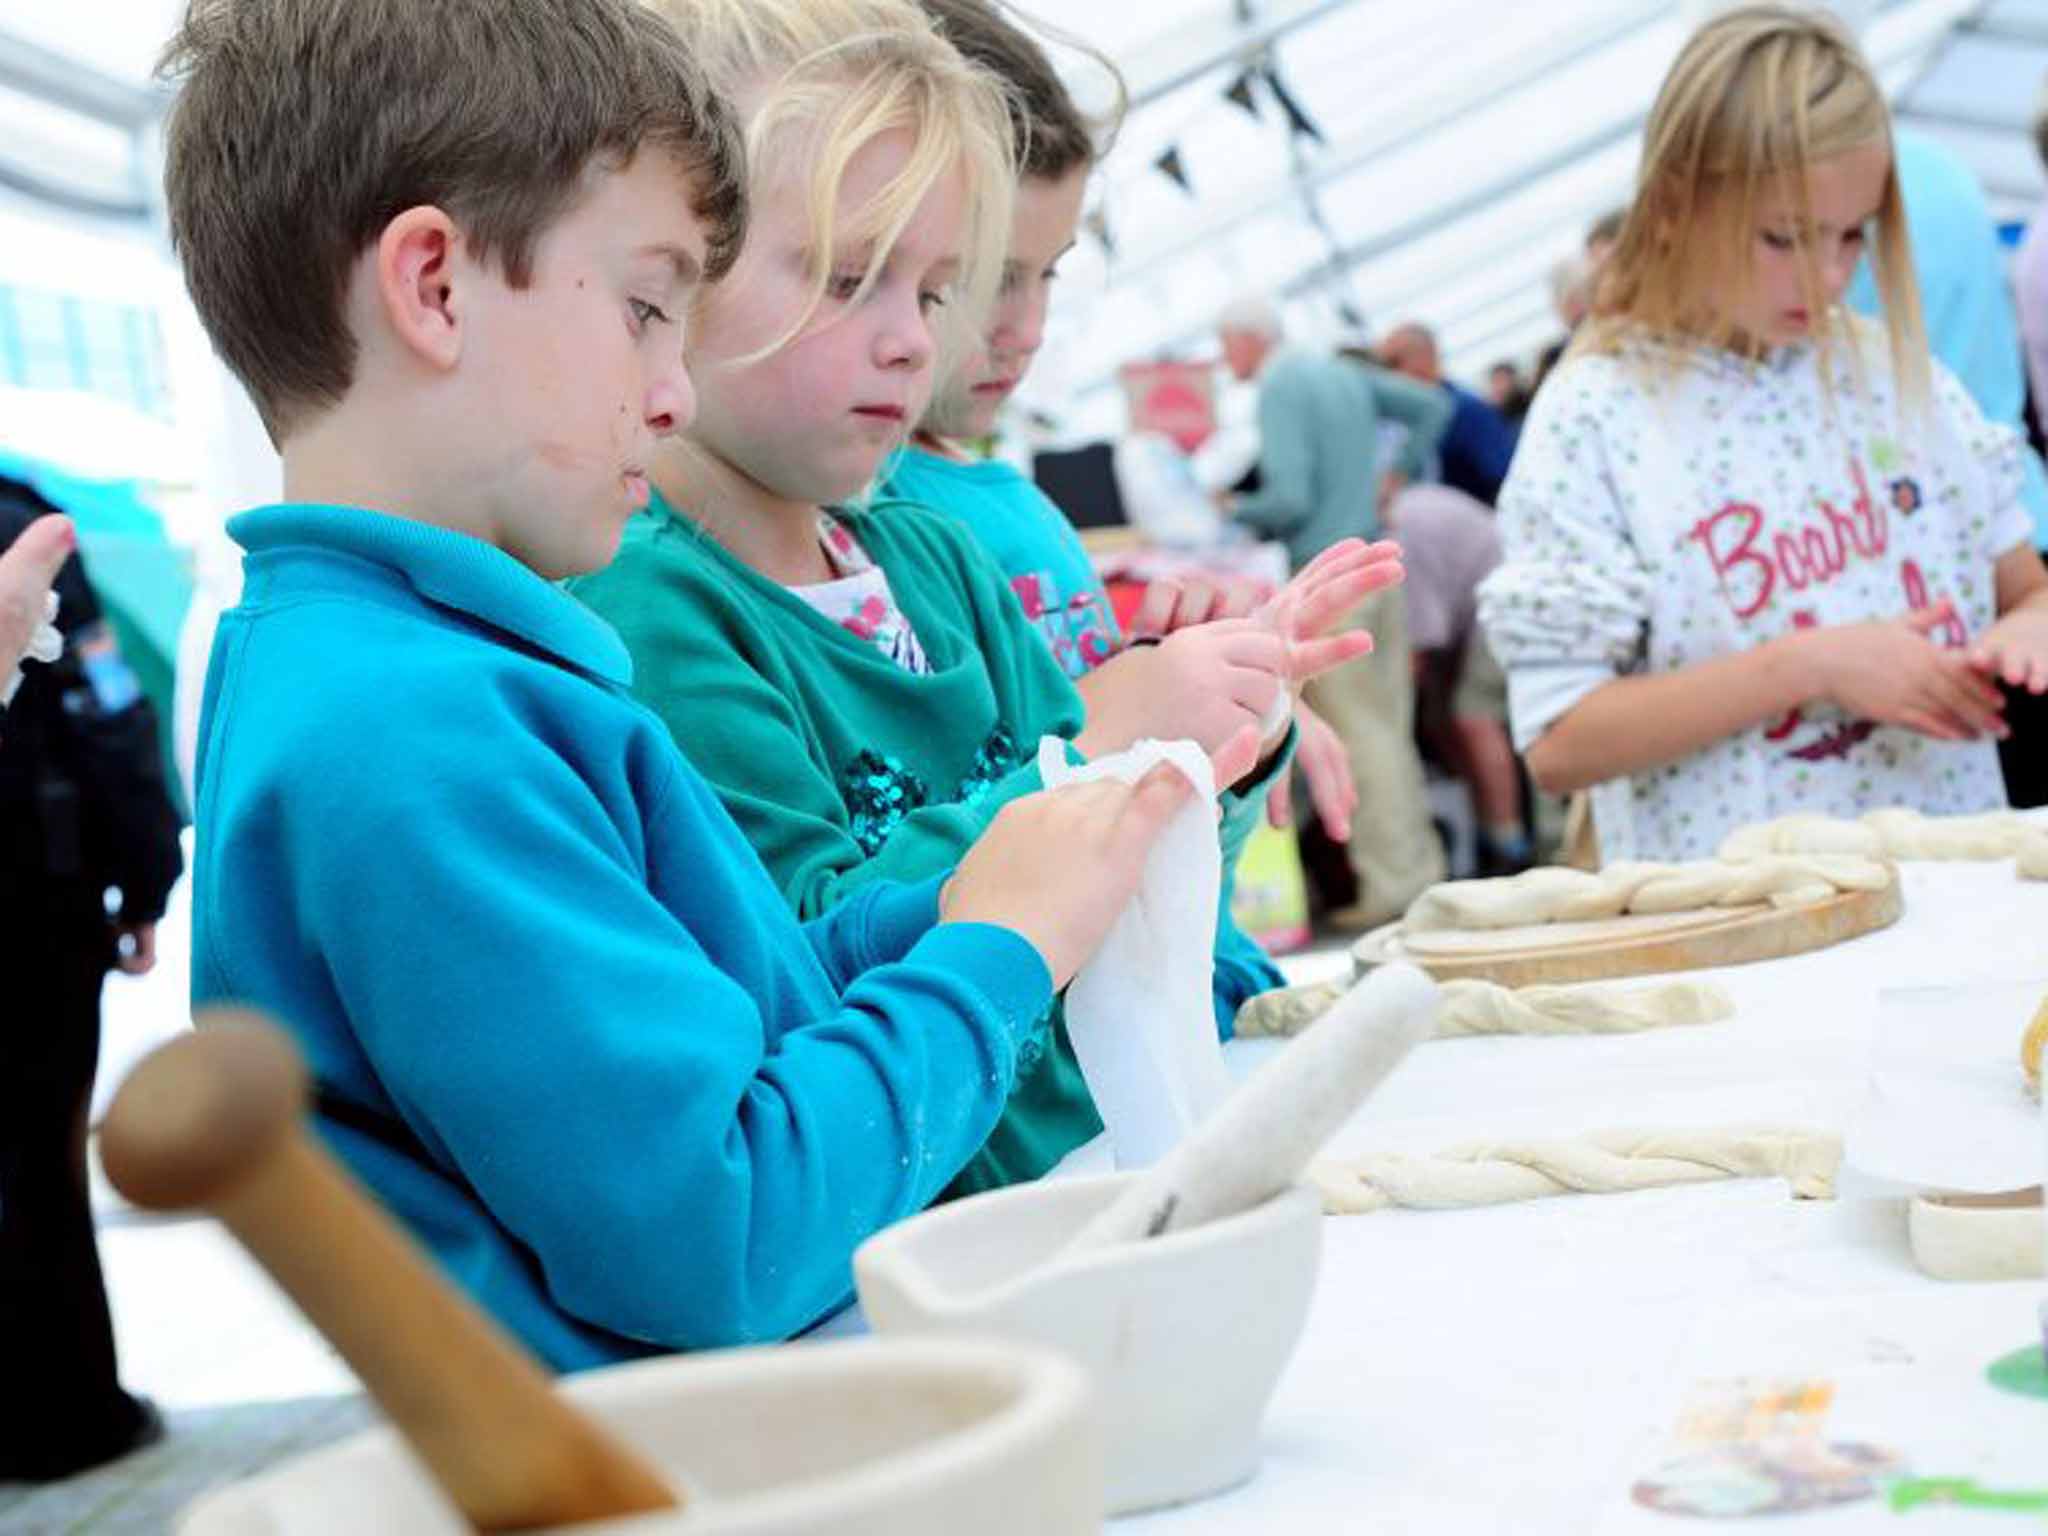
[1311,1126,1841,1215]
[1720,808,2039,864]
[1402,856,1888,934]
[1233,977,1734,1040]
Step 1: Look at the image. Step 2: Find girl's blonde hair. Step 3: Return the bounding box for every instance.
[1584,3,1925,406]
[649,0,1014,368]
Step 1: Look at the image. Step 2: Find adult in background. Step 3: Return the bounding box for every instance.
[1486,359,1532,425]
[1383,479,1529,874]
[1380,321,1519,506]
[1216,296,1453,926]
[0,475,183,1480]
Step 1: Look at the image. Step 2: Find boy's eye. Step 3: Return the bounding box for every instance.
[629,298,671,329]
[1760,230,1795,252]
[827,271,865,302]
[918,289,949,315]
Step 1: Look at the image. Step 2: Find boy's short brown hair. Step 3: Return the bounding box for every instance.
[916,0,1121,180]
[159,0,747,441]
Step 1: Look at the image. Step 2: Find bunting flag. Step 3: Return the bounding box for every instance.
[1083,206,1116,258]
[1153,145,1193,194]
[1261,63,1324,144]
[1223,69,1262,119]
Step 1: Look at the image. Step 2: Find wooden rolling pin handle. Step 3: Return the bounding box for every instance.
[100,1009,678,1533]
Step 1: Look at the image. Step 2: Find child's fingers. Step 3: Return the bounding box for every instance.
[0,513,74,660]
[1287,631,1374,681]
[1900,706,1965,742]
[1288,563,1404,637]
[1902,600,1958,637]
[1288,539,1369,585]
[1926,678,1999,739]
[1266,773,1293,830]
[1941,657,2009,719]
[1305,754,1355,843]
[1129,578,1185,640]
[1171,573,1212,626]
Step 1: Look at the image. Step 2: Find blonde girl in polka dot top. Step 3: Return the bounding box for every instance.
[1480,3,2048,864]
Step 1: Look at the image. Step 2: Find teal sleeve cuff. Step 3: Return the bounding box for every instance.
[903,919,1056,1061]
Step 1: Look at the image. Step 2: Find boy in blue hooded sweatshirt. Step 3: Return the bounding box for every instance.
[164,0,1221,1372]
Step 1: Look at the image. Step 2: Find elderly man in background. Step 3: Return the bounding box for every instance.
[1379,321,1519,506]
[1215,295,1453,927]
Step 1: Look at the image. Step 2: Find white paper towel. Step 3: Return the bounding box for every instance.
[1038,735,1234,1168]
[1843,980,2046,1193]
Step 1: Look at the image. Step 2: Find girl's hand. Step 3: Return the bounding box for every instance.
[943,727,1260,988]
[1968,606,2048,695]
[1076,620,1287,767]
[1805,602,2008,742]
[1254,538,1404,685]
[1128,572,1273,638]
[1266,698,1356,842]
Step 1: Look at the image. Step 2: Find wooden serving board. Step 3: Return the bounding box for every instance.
[1351,871,1903,987]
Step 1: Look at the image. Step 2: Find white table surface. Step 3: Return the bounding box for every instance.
[1105,858,2048,1533]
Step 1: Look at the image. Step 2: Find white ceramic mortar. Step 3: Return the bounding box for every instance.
[178,1336,1100,1535]
[854,1173,1322,1515]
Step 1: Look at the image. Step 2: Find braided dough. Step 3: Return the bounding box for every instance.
[1402,855,1889,934]
[1720,808,2036,863]
[1234,976,1733,1040]
[1311,1126,1841,1215]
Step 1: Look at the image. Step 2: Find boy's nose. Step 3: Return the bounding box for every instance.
[647,358,696,437]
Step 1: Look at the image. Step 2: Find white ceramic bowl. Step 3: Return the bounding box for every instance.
[1908,1187,2045,1282]
[178,1336,1100,1536]
[854,1173,1322,1515]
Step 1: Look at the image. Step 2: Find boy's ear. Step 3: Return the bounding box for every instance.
[374,206,467,372]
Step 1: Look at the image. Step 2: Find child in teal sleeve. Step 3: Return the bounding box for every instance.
[575,0,1395,1193]
[883,446,1121,678]
[164,0,1196,1369]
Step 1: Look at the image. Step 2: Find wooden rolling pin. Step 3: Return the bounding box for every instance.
[99,1009,678,1532]
[1063,962,1440,1251]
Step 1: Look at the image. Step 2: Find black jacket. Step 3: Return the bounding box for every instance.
[0,476,184,927]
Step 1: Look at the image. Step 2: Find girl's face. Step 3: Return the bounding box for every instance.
[924,164,1088,441]
[686,127,966,509]
[1717,140,1889,347]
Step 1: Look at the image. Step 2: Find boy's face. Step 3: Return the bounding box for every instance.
[923,165,1088,442]
[463,150,707,579]
[685,128,965,509]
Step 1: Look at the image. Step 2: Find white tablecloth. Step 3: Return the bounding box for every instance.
[1116,859,2048,1533]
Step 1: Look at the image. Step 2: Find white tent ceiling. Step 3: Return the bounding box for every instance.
[1,0,2042,443]
[1004,0,2048,434]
